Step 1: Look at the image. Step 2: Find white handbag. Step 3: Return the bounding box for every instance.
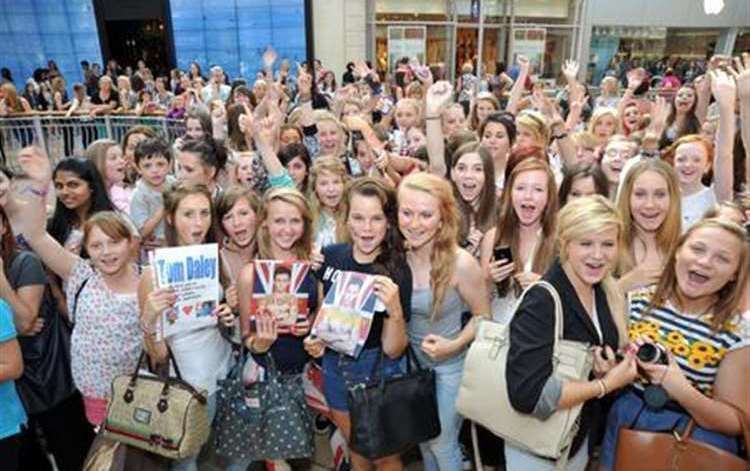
[456,280,593,461]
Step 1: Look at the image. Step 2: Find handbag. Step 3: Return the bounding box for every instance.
[456,280,593,461]
[347,346,441,459]
[102,350,210,460]
[214,353,313,462]
[614,400,750,471]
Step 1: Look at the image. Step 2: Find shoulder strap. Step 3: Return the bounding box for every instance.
[70,276,92,325]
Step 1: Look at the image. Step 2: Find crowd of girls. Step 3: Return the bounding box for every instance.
[0,51,748,471]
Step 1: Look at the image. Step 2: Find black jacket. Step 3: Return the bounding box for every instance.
[506,259,620,456]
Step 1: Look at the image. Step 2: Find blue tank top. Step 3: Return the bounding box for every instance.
[409,286,468,368]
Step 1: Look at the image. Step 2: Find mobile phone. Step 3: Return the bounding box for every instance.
[494,246,513,263]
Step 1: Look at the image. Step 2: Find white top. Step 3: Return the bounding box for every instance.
[169,326,232,395]
[681,186,716,232]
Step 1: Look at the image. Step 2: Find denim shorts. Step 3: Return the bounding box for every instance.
[599,388,740,470]
[322,348,403,412]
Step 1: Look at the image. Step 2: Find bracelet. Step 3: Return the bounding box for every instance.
[553,132,568,140]
[425,115,441,121]
[596,379,609,399]
[22,186,49,199]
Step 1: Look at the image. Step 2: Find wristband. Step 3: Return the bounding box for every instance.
[553,132,568,141]
[596,379,608,398]
[425,115,441,121]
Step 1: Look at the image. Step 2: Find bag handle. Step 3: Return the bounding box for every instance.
[714,400,750,456]
[368,344,423,386]
[511,280,564,351]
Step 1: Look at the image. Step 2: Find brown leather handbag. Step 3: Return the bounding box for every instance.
[614,402,750,471]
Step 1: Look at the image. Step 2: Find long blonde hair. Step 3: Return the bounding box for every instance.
[399,173,460,318]
[257,187,313,260]
[647,218,750,331]
[615,159,681,275]
[557,195,628,346]
[309,156,349,242]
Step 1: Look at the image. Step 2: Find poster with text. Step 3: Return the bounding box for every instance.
[152,243,219,338]
[311,271,378,358]
[249,260,310,335]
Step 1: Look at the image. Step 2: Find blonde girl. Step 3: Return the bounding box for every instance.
[588,107,619,147]
[309,156,348,248]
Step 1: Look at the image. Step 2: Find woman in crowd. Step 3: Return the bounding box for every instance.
[450,142,496,257]
[176,138,227,198]
[236,186,318,470]
[0,83,32,114]
[600,218,750,470]
[89,76,119,116]
[615,159,682,293]
[469,92,500,132]
[659,84,702,148]
[0,205,94,470]
[277,143,311,193]
[305,177,412,471]
[139,182,234,471]
[506,195,635,470]
[479,111,516,192]
[398,172,489,470]
[480,156,558,324]
[309,156,347,249]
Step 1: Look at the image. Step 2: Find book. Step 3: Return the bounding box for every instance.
[151,243,220,338]
[248,260,310,335]
[311,270,380,358]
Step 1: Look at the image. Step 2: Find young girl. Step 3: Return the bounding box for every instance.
[305,177,411,471]
[309,156,347,249]
[236,187,318,470]
[450,142,496,257]
[600,219,750,470]
[176,138,227,197]
[277,143,312,193]
[558,163,608,207]
[480,157,558,324]
[85,139,134,214]
[398,173,489,471]
[615,159,682,293]
[469,93,500,131]
[479,111,517,192]
[600,135,639,200]
[587,107,619,147]
[391,98,421,155]
[14,143,142,427]
[139,182,234,471]
[659,85,701,148]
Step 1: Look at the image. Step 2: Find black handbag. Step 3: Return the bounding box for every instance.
[347,346,441,459]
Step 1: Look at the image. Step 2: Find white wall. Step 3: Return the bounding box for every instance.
[313,0,367,76]
[588,0,750,27]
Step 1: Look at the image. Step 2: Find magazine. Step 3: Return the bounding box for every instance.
[248,260,311,335]
[151,243,220,338]
[311,270,379,357]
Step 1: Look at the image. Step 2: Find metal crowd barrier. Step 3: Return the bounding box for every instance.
[0,113,185,171]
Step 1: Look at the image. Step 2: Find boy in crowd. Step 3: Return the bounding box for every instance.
[129,137,174,252]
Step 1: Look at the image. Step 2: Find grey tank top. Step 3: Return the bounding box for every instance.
[409,286,468,368]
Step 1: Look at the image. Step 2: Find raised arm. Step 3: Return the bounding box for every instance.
[731,53,750,189]
[709,69,736,203]
[424,81,454,176]
[13,147,78,280]
[507,55,530,115]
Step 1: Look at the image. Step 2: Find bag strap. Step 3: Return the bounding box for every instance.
[715,400,750,457]
[70,276,92,325]
[511,280,564,350]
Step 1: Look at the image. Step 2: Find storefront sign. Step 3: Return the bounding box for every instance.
[510,28,547,73]
[387,26,426,72]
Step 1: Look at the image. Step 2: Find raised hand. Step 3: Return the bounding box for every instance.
[517,55,530,76]
[262,47,278,69]
[425,81,453,116]
[730,53,750,101]
[562,59,580,83]
[710,69,737,109]
[626,68,643,91]
[253,116,277,151]
[249,313,278,352]
[353,60,372,80]
[238,104,255,136]
[648,95,671,134]
[16,147,52,187]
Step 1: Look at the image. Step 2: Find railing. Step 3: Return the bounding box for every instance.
[0,112,185,171]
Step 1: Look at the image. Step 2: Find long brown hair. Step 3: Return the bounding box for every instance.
[494,157,558,282]
[0,206,17,272]
[163,182,217,247]
[615,159,681,275]
[451,142,496,244]
[399,173,460,318]
[646,219,750,331]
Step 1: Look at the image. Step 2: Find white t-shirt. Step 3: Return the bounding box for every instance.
[169,326,232,395]
[681,186,716,232]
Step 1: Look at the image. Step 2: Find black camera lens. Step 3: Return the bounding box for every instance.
[636,343,667,365]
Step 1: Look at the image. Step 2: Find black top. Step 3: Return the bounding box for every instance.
[91,89,119,109]
[316,243,412,349]
[506,258,619,456]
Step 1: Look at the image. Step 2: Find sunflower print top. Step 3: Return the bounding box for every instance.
[627,287,750,397]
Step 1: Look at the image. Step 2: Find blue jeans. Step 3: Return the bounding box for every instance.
[505,438,588,471]
[419,360,464,471]
[599,388,740,470]
[171,393,217,471]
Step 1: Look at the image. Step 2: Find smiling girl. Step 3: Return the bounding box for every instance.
[600,218,750,470]
[398,173,489,471]
[85,139,134,214]
[615,159,682,293]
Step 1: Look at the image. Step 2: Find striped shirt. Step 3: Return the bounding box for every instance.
[628,287,750,397]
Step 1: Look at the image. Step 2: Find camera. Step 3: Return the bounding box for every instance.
[636,343,668,365]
